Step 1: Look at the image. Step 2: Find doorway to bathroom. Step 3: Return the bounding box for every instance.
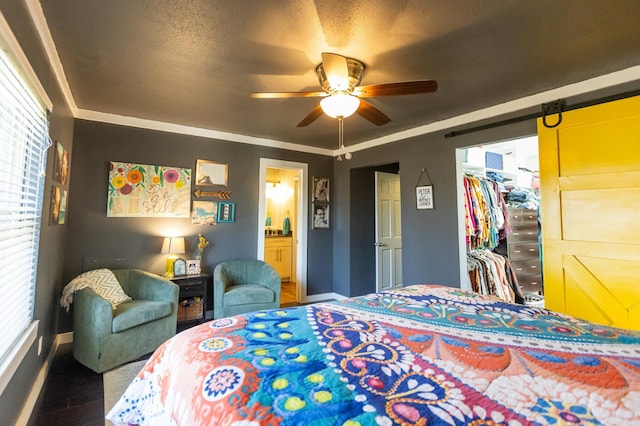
[257,158,308,305]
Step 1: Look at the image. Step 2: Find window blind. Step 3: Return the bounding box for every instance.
[0,45,48,382]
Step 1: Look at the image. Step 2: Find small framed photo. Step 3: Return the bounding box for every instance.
[49,186,61,226]
[186,259,201,275]
[312,203,330,229]
[217,201,235,223]
[416,185,434,210]
[195,159,228,186]
[172,258,187,277]
[191,200,217,225]
[53,140,70,186]
[312,176,329,202]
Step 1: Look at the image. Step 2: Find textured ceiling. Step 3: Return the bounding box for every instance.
[37,0,640,151]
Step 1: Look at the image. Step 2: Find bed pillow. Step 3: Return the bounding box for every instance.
[69,268,132,309]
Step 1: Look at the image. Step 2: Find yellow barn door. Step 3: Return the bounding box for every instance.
[538,95,640,330]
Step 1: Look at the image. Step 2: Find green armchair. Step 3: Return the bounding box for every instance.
[213,259,281,319]
[73,269,179,373]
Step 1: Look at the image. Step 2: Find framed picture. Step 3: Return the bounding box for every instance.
[58,188,68,224]
[195,159,228,186]
[312,176,330,202]
[108,161,191,218]
[191,200,217,225]
[312,202,330,229]
[186,259,201,275]
[416,185,434,210]
[172,258,187,277]
[217,201,235,223]
[53,141,70,186]
[49,186,61,225]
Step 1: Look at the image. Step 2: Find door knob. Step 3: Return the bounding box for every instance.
[374,242,386,247]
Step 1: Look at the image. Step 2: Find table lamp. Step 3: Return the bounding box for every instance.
[161,236,185,276]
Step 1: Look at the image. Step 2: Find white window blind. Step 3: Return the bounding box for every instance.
[0,44,48,390]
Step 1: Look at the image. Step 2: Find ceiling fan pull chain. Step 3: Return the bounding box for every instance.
[337,117,344,161]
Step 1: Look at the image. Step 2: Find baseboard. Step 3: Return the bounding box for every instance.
[57,331,73,344]
[15,333,66,426]
[304,292,347,303]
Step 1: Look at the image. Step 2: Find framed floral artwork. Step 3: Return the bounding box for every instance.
[107,162,191,217]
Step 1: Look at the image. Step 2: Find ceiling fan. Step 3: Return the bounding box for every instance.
[251,52,438,128]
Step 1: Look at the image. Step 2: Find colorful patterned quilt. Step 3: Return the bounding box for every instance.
[107,285,640,425]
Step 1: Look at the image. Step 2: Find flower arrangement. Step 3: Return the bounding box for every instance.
[197,233,209,259]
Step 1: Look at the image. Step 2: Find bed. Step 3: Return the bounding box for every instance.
[107,284,640,425]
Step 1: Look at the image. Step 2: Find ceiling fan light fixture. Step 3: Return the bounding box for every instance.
[320,93,360,118]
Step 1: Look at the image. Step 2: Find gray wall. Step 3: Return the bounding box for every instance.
[334,120,538,297]
[349,163,399,297]
[0,1,75,424]
[58,120,334,332]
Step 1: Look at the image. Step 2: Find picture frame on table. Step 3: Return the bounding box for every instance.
[172,258,187,277]
[186,259,201,275]
[195,159,228,187]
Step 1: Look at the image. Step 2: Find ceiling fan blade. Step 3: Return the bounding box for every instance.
[251,91,327,99]
[296,105,324,127]
[322,52,349,90]
[356,100,391,126]
[356,80,438,97]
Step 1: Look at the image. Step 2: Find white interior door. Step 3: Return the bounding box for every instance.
[375,172,402,292]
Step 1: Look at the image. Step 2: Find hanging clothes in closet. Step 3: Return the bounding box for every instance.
[463,174,511,249]
[464,174,523,303]
[467,249,524,304]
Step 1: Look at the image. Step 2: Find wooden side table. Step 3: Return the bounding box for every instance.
[170,274,209,324]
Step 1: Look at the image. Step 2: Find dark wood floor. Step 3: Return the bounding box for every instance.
[28,343,105,426]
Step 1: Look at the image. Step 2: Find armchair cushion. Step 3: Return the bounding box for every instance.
[112,300,173,333]
[224,284,275,306]
[213,259,281,319]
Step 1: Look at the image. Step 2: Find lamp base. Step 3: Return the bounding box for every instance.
[165,256,177,277]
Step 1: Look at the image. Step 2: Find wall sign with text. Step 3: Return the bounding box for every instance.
[217,201,235,223]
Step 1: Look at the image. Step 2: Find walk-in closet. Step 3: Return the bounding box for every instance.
[457,136,543,306]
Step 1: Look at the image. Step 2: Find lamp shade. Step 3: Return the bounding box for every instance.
[320,93,360,118]
[161,236,185,254]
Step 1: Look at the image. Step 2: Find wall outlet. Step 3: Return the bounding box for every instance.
[38,336,43,356]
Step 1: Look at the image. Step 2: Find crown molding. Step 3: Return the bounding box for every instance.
[336,65,640,156]
[77,109,333,155]
[25,0,77,115]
